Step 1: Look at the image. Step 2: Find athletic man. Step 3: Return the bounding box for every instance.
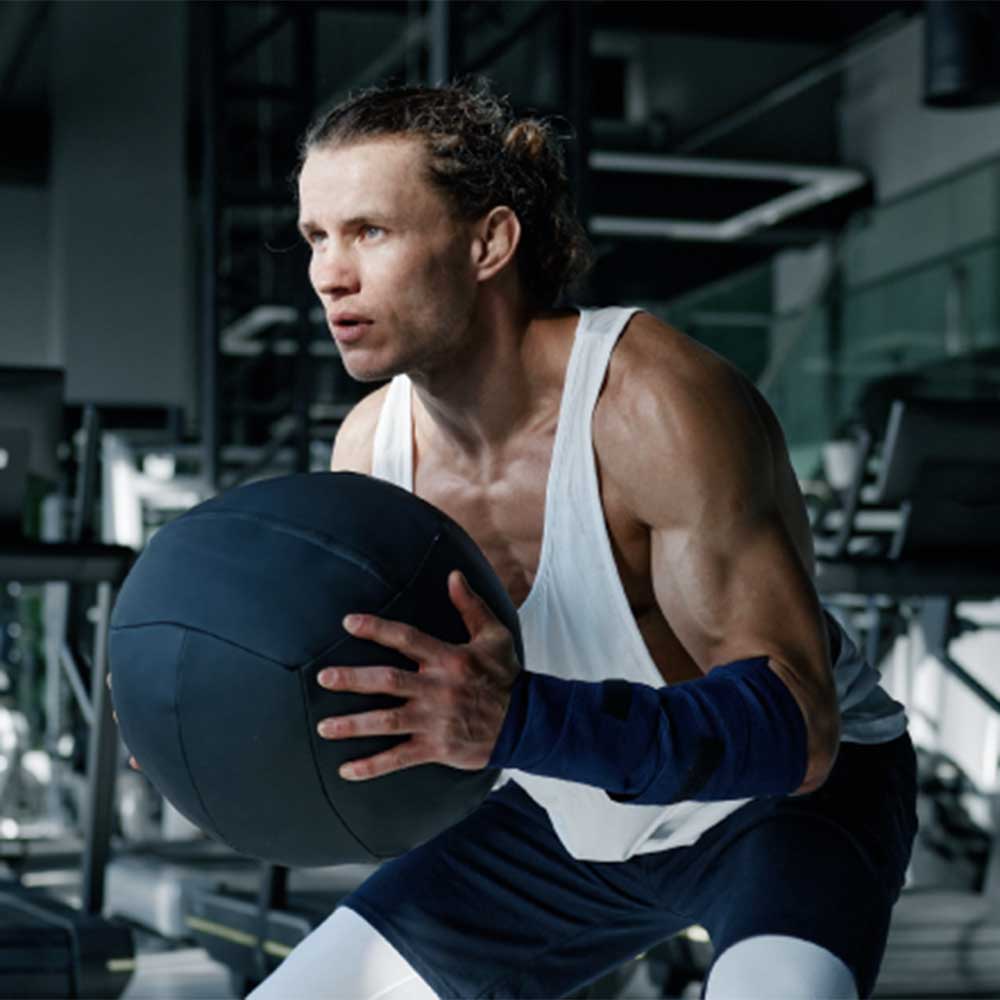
[249,82,916,999]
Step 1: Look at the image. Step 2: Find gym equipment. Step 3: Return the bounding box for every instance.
[106,839,262,942]
[0,397,137,998]
[816,397,1000,694]
[109,471,523,867]
[182,861,376,995]
[817,397,1000,997]
[0,879,133,998]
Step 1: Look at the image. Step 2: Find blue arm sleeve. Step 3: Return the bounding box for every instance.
[487,657,809,803]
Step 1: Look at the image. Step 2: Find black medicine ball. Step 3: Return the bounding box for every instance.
[109,472,521,867]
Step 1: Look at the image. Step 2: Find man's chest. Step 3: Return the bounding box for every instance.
[411,431,700,682]
[414,446,551,608]
[412,442,653,616]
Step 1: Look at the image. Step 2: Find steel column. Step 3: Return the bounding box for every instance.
[293,2,317,474]
[199,2,222,492]
[80,582,118,916]
[566,0,593,257]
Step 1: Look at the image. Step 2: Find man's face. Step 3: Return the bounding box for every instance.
[297,137,479,382]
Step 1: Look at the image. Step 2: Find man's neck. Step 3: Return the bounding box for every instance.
[410,307,574,462]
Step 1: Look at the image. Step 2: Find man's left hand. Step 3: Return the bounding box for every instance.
[316,570,521,780]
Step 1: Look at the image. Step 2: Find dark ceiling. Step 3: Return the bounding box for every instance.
[590,0,921,43]
[271,0,921,45]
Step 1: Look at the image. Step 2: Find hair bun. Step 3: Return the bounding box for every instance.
[504,120,547,159]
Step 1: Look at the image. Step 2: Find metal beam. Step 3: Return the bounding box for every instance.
[674,10,915,154]
[566,1,593,236]
[461,1,557,77]
[199,2,222,492]
[223,83,300,103]
[58,644,93,727]
[0,0,50,105]
[226,8,292,68]
[81,582,118,916]
[338,15,429,96]
[293,2,316,475]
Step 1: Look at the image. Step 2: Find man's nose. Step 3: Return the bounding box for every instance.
[312,251,360,297]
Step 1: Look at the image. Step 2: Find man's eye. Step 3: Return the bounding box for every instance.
[361,225,384,240]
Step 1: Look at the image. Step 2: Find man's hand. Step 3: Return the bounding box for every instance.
[106,672,142,771]
[316,570,521,780]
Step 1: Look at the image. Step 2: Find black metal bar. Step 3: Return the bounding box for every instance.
[226,8,292,68]
[308,0,409,9]
[0,0,51,104]
[224,398,297,417]
[294,2,316,475]
[461,1,558,77]
[0,543,134,586]
[673,11,914,155]
[253,864,289,981]
[566,1,593,235]
[81,582,119,916]
[200,2,222,492]
[406,0,422,83]
[224,83,300,102]
[59,643,93,727]
[340,15,429,94]
[224,186,302,209]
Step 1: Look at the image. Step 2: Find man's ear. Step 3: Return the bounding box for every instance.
[471,206,521,282]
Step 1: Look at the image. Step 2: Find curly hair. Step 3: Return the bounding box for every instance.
[297,81,593,310]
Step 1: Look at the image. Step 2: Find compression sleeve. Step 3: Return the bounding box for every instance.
[487,657,809,803]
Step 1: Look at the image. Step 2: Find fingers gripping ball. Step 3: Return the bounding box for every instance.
[109,472,522,867]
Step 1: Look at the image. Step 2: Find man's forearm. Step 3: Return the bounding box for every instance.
[488,658,809,804]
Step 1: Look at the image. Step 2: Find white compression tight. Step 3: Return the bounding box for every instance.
[246,906,438,1000]
[247,912,858,1000]
[705,935,859,999]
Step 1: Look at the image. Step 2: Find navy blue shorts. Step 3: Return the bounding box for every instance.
[345,733,917,999]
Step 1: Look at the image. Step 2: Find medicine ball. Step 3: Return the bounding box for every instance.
[109,472,521,867]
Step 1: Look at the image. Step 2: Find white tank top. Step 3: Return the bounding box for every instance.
[371,306,907,862]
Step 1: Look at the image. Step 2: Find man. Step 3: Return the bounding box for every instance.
[250,82,915,999]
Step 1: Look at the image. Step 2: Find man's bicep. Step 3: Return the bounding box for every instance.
[625,360,828,676]
[650,511,827,676]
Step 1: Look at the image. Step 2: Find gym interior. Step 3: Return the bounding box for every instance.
[2,0,1000,996]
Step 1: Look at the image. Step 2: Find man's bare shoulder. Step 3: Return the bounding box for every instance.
[597,310,757,441]
[330,384,392,474]
[594,311,772,522]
